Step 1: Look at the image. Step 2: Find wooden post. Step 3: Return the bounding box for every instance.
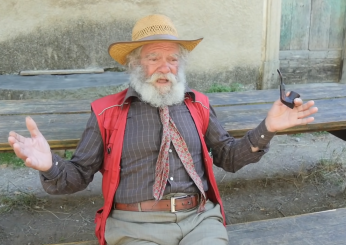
[261,0,282,89]
[340,6,346,84]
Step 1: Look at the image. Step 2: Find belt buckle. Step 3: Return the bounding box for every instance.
[170,195,188,213]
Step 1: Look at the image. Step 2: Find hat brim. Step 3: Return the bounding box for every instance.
[108,38,203,65]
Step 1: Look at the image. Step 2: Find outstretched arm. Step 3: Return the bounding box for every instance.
[8,113,104,195]
[8,116,52,171]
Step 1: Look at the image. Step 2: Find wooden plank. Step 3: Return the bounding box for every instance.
[280,0,293,50]
[290,0,311,50]
[280,58,341,83]
[208,84,346,107]
[226,208,346,245]
[309,0,331,50]
[216,97,346,137]
[19,69,104,76]
[1,84,345,115]
[1,85,346,113]
[1,96,346,151]
[0,100,91,116]
[328,0,346,49]
[308,50,342,59]
[47,241,98,245]
[308,58,341,83]
[1,85,346,151]
[45,209,346,244]
[280,50,342,60]
[0,114,89,151]
[279,50,309,60]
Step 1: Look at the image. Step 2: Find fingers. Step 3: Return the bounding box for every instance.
[12,141,30,161]
[297,116,315,126]
[26,116,41,138]
[8,131,26,147]
[293,97,303,107]
[297,101,318,119]
[24,157,36,170]
[297,100,315,111]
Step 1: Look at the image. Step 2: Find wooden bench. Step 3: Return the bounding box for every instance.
[46,207,346,245]
[1,84,346,151]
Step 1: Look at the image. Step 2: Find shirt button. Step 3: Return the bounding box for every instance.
[168,149,172,153]
[170,177,174,181]
[261,135,264,138]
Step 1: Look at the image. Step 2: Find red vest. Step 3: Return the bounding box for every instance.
[91,89,225,245]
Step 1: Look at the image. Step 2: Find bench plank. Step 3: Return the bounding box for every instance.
[47,241,98,245]
[47,208,346,244]
[1,85,346,151]
[0,114,89,151]
[1,84,345,115]
[0,100,90,115]
[207,84,346,107]
[226,208,346,244]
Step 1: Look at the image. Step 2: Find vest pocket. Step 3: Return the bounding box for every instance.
[94,207,103,239]
[102,143,113,171]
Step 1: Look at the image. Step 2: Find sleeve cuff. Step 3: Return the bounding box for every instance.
[248,119,276,150]
[40,154,60,180]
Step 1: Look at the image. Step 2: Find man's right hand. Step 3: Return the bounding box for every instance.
[8,116,52,171]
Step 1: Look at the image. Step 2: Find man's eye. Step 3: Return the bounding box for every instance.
[149,58,157,61]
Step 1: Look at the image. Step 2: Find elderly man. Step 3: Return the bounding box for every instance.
[8,14,318,245]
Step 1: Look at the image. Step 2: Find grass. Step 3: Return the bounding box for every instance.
[0,150,74,169]
[311,131,328,136]
[0,152,25,168]
[65,150,74,160]
[290,131,328,138]
[206,83,244,93]
[0,192,44,214]
[305,146,346,187]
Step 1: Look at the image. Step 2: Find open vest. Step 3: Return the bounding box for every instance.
[91,89,225,245]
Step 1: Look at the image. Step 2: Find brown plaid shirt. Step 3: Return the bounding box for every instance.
[40,88,275,203]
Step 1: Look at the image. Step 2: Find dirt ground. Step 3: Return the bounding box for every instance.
[1,133,346,245]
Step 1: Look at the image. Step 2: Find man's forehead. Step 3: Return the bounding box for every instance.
[141,42,179,55]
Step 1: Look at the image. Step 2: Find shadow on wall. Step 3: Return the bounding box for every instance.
[0,19,133,75]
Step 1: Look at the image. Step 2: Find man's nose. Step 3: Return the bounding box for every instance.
[156,61,171,74]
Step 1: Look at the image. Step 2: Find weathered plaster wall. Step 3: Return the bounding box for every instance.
[0,0,265,91]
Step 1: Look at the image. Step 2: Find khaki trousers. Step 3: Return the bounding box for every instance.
[105,200,228,245]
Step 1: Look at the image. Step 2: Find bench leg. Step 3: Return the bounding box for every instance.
[328,130,346,141]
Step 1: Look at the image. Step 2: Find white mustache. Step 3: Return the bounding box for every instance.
[146,73,177,85]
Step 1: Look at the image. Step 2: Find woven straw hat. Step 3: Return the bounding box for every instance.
[108,14,203,65]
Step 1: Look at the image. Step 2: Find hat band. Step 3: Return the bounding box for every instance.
[137,34,179,41]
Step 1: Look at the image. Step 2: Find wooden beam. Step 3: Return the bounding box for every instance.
[47,241,98,245]
[226,208,346,244]
[261,0,282,89]
[340,0,346,83]
[19,69,104,76]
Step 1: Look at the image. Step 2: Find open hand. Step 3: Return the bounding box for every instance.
[8,117,52,171]
[265,93,318,132]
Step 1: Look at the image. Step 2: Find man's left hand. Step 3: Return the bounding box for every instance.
[265,93,318,133]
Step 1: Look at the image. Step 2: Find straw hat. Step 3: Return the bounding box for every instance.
[108,14,203,65]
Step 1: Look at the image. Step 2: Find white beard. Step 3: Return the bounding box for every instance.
[129,66,186,108]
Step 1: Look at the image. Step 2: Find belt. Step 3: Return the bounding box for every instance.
[114,194,199,212]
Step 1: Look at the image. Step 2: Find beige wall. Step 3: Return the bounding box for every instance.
[0,0,267,91]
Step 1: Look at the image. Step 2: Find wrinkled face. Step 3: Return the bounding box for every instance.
[128,42,187,108]
[140,42,180,90]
